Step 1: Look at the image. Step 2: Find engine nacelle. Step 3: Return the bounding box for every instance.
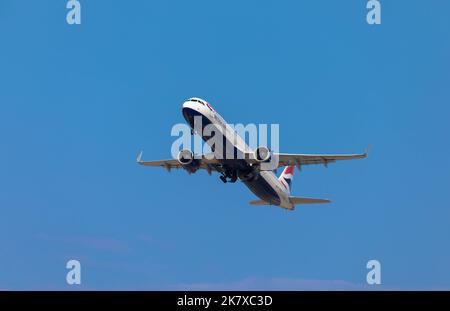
[177,149,195,165]
[177,149,200,173]
[254,146,271,163]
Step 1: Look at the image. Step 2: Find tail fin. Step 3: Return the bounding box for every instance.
[278,166,295,194]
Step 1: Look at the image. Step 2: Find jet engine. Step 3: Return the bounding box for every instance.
[177,149,200,173]
[254,146,271,163]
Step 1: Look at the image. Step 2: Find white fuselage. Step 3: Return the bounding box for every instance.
[182,98,294,209]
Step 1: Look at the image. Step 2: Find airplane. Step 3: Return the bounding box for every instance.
[137,97,368,211]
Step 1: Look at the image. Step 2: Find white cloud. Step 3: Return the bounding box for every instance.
[168,276,375,291]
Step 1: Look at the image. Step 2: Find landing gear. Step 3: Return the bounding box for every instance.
[219,170,238,183]
[238,169,259,182]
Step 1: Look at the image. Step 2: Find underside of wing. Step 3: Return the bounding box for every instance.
[289,196,331,204]
[138,158,182,168]
[275,150,368,168]
[249,199,271,206]
[136,151,221,174]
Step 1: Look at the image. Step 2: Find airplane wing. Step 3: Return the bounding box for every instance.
[289,196,331,204]
[136,151,221,174]
[249,199,271,206]
[137,148,368,172]
[274,150,368,168]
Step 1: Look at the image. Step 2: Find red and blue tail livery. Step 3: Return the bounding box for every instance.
[279,166,295,194]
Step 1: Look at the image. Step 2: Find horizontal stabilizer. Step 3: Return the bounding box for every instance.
[289,196,331,205]
[249,200,271,206]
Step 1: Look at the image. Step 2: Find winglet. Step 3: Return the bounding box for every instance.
[364,145,372,158]
[137,150,144,164]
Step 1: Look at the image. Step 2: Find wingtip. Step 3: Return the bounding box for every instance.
[137,150,143,163]
[364,145,372,157]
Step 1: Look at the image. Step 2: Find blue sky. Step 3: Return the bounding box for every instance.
[1,0,450,290]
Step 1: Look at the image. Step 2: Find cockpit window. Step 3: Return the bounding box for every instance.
[188,98,205,105]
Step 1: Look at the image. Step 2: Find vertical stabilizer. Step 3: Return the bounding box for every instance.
[278,166,295,194]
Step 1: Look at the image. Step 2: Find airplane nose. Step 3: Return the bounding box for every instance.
[183,98,206,110]
[182,102,198,129]
[182,100,194,110]
[182,100,199,112]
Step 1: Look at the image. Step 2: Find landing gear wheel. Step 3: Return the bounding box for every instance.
[229,172,238,183]
[220,175,227,183]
